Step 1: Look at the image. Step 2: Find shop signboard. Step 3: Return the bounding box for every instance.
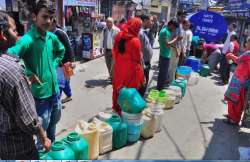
[64,0,96,7]
[189,10,228,43]
[246,0,250,8]
[0,0,6,11]
[82,33,93,59]
[226,0,246,10]
[5,0,12,12]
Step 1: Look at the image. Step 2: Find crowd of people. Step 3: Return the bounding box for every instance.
[0,0,250,160]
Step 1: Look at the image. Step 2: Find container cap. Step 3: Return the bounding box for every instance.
[67,132,80,142]
[52,141,65,151]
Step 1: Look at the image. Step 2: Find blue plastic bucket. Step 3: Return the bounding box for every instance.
[176,66,192,79]
[185,57,201,72]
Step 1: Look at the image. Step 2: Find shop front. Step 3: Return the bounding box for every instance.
[223,0,250,47]
[64,0,102,60]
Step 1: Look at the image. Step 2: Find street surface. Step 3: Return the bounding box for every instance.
[56,42,250,160]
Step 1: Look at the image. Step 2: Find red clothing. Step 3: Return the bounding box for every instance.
[118,23,126,31]
[112,18,144,115]
[225,51,250,123]
[232,40,240,56]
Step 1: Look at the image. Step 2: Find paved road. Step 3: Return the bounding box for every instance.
[56,44,250,160]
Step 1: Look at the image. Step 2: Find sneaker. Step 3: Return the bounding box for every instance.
[61,97,72,103]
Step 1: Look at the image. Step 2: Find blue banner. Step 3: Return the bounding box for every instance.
[189,11,228,43]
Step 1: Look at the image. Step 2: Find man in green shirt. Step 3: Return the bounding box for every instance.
[7,0,65,148]
[157,19,179,90]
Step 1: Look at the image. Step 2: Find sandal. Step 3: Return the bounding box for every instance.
[223,118,238,126]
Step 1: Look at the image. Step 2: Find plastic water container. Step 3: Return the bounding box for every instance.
[92,118,113,155]
[122,112,143,143]
[118,87,146,114]
[48,141,75,160]
[171,79,187,97]
[106,115,128,149]
[75,121,100,160]
[185,56,201,72]
[188,72,199,86]
[153,109,164,132]
[164,96,176,109]
[200,64,210,77]
[168,86,182,104]
[141,109,156,138]
[98,112,112,122]
[39,150,53,160]
[176,66,192,79]
[64,132,89,160]
[147,89,159,102]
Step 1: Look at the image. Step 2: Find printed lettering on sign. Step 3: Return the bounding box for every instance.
[189,11,227,43]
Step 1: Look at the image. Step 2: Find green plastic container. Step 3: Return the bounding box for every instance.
[39,150,53,160]
[106,115,128,149]
[148,89,159,101]
[171,79,187,97]
[118,87,146,114]
[48,141,75,160]
[64,132,89,160]
[200,64,210,77]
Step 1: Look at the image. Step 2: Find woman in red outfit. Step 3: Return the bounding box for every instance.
[112,17,144,115]
[224,37,250,125]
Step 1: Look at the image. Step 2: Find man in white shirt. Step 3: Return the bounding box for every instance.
[100,17,120,80]
[220,23,237,84]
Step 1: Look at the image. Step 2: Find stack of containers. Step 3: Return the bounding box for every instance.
[147,89,164,132]
[118,87,146,143]
[176,66,192,80]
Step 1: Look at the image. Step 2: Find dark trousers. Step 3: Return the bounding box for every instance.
[157,55,170,90]
[104,49,113,79]
[140,62,151,96]
[220,54,230,83]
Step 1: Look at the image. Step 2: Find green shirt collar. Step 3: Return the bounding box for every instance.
[30,25,50,40]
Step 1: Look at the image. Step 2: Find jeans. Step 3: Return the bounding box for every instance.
[157,55,170,90]
[47,94,62,142]
[60,79,72,97]
[35,94,61,149]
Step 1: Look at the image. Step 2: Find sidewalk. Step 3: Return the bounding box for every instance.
[56,42,249,160]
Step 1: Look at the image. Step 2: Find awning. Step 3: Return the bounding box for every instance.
[64,0,96,7]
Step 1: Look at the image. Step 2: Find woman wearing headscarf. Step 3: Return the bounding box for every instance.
[224,37,250,125]
[112,17,144,115]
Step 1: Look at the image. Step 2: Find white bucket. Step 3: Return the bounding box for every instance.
[168,86,182,104]
[188,72,199,86]
[141,110,156,138]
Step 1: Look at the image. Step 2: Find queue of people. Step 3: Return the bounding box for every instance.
[1,0,250,158]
